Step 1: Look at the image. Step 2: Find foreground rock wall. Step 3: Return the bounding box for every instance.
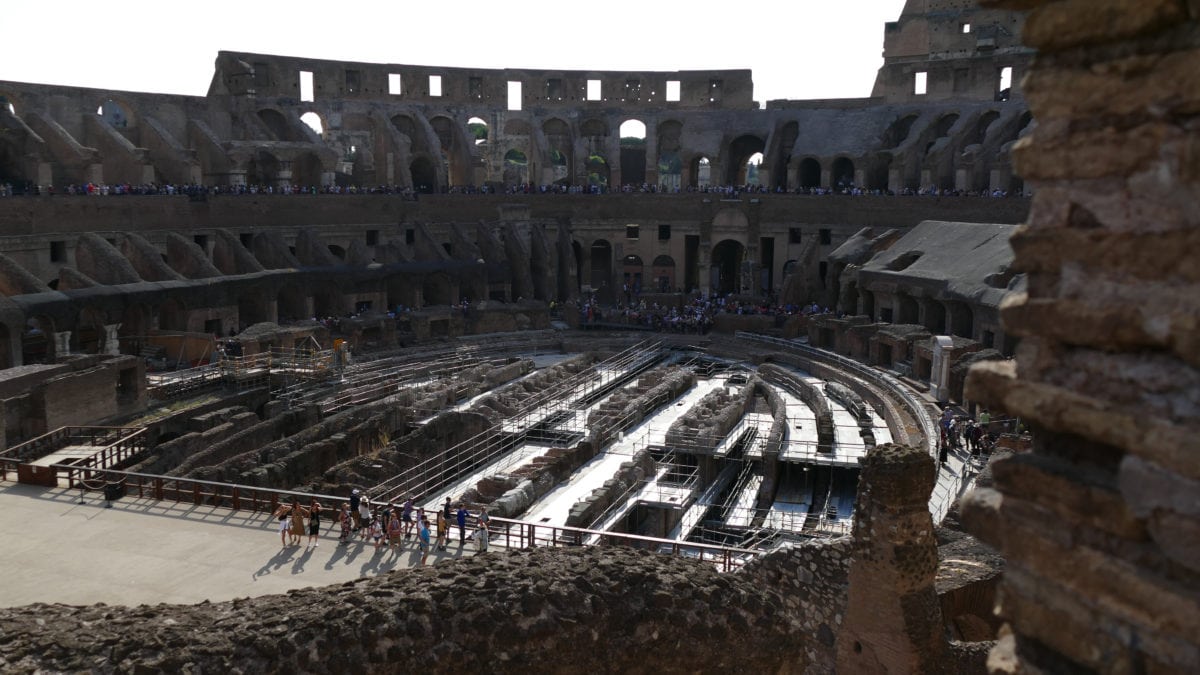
[963,1,1200,673]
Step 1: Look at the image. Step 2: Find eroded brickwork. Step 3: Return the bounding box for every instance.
[963,1,1200,672]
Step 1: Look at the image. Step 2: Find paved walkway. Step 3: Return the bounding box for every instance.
[0,483,479,608]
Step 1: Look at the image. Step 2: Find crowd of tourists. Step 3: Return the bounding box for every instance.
[580,291,833,334]
[273,491,489,566]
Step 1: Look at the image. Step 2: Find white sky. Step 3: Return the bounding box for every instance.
[1,0,905,105]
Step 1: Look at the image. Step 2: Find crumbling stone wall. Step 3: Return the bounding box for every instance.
[564,448,656,528]
[664,375,755,452]
[961,1,1200,673]
[0,547,812,675]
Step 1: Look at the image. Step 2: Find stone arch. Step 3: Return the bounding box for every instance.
[543,118,573,185]
[971,111,1002,146]
[621,254,644,294]
[726,134,765,185]
[292,152,324,189]
[924,299,947,334]
[158,298,189,331]
[503,149,528,185]
[97,97,136,129]
[948,301,975,338]
[585,153,609,187]
[690,155,713,188]
[831,157,855,189]
[589,239,614,303]
[657,120,683,191]
[246,150,282,186]
[430,115,470,187]
[711,239,745,295]
[866,155,892,191]
[22,315,55,365]
[580,119,608,138]
[277,283,308,322]
[410,155,438,192]
[619,119,647,185]
[237,291,272,330]
[651,254,676,292]
[299,111,325,137]
[896,293,919,325]
[257,109,299,142]
[0,135,31,189]
[798,158,821,189]
[422,272,452,306]
[881,114,919,149]
[467,116,488,146]
[391,114,419,145]
[313,282,347,317]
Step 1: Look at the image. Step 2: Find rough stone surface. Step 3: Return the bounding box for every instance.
[963,2,1200,673]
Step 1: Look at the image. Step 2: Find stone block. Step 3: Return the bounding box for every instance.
[1024,0,1189,52]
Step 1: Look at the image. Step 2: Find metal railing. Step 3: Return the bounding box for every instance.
[28,463,756,572]
[736,332,939,460]
[0,426,148,465]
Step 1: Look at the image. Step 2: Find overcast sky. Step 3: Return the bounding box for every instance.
[2,0,906,105]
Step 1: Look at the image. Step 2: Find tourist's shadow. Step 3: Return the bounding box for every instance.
[254,545,298,579]
[291,545,315,574]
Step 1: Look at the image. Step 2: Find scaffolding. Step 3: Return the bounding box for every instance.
[370,341,667,505]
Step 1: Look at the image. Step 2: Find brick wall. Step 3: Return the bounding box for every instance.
[962,1,1200,672]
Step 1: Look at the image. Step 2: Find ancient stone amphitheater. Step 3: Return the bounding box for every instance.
[0,1,1196,673]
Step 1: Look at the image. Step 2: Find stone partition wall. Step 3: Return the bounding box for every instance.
[962,1,1200,673]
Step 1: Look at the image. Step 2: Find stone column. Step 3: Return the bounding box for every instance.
[103,324,122,356]
[54,331,71,358]
[835,443,943,673]
[928,335,954,403]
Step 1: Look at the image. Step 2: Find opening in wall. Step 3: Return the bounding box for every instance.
[666,80,680,102]
[914,71,927,96]
[388,73,402,95]
[50,240,66,262]
[658,225,671,241]
[299,70,314,102]
[507,81,522,111]
[997,66,1013,101]
[626,225,639,240]
[429,75,442,97]
[587,79,601,101]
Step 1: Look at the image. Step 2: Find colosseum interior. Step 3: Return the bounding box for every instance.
[0,0,1196,673]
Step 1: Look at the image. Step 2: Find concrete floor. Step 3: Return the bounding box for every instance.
[0,482,478,608]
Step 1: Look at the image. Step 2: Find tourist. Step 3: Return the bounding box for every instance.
[288,499,307,546]
[358,495,372,540]
[306,502,322,548]
[476,508,490,553]
[456,504,468,545]
[349,489,362,531]
[277,506,290,546]
[442,496,452,523]
[436,511,448,551]
[369,513,385,549]
[402,497,415,539]
[387,508,403,551]
[337,503,353,545]
[418,515,431,565]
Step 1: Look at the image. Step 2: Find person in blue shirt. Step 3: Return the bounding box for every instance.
[418,515,431,565]
[455,505,468,545]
